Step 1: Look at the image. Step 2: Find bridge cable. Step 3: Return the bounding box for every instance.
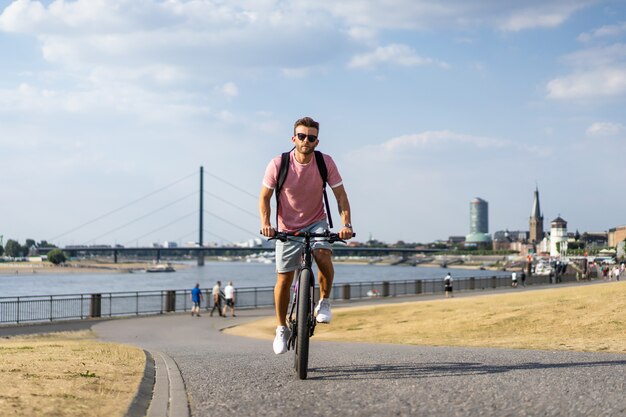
[85,191,197,244]
[123,210,198,246]
[50,170,197,242]
[203,229,233,244]
[203,209,258,237]
[203,171,258,200]
[203,190,259,219]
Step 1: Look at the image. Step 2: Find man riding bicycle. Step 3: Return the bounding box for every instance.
[259,116,353,354]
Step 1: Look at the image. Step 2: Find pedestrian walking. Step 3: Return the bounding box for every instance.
[613,265,621,281]
[444,272,453,298]
[520,269,526,287]
[190,283,203,317]
[210,280,225,317]
[511,271,518,288]
[222,281,236,317]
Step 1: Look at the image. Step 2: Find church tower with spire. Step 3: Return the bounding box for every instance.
[529,187,544,244]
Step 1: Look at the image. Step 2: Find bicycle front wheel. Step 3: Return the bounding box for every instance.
[295,268,312,380]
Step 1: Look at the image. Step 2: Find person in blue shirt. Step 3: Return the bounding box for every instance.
[191,283,203,317]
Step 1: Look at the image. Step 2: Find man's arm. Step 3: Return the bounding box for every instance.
[259,186,276,237]
[331,185,352,239]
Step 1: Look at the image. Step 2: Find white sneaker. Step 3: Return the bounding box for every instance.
[273,326,290,355]
[314,299,332,324]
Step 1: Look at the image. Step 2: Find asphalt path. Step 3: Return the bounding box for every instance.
[92,294,626,417]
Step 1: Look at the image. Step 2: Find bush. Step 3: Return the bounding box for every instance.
[47,249,67,265]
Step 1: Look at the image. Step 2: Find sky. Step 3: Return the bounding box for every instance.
[1,0,625,247]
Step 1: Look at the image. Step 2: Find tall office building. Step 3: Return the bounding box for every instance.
[466,197,491,244]
[529,187,544,244]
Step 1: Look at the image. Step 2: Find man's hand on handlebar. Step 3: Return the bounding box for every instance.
[260,225,276,238]
[338,226,354,240]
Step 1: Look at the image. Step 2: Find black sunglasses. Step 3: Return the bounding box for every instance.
[296,133,318,142]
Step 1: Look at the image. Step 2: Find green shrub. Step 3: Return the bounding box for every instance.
[47,249,67,265]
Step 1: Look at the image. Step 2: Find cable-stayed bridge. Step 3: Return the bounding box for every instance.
[42,167,440,264]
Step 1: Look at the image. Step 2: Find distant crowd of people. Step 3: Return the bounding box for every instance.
[190,280,236,318]
[597,263,624,281]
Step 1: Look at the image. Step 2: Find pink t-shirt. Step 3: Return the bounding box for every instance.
[263,150,343,232]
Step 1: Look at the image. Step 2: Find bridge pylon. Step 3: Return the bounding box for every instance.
[198,166,205,266]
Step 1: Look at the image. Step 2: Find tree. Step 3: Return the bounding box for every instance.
[47,249,67,265]
[38,240,57,248]
[25,238,37,256]
[4,239,23,258]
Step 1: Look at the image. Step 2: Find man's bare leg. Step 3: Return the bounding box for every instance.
[275,271,295,326]
[314,249,334,299]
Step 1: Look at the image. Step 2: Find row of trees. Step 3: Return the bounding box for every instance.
[0,238,57,258]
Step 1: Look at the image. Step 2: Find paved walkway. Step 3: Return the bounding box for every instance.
[3,282,625,416]
[93,283,626,417]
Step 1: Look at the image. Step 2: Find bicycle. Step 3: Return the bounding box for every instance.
[270,230,352,380]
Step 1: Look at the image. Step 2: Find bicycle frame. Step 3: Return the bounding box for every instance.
[268,229,351,379]
[287,235,317,350]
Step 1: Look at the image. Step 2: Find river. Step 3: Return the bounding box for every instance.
[0,261,510,297]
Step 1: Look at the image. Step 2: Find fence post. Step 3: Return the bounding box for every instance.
[342,284,351,300]
[90,294,102,318]
[165,290,176,312]
[414,280,421,294]
[382,281,390,297]
[254,288,258,308]
[136,292,139,316]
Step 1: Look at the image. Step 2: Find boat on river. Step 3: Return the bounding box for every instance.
[146,263,175,273]
[533,261,553,276]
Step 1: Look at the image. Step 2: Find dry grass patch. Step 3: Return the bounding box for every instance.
[226,281,626,353]
[0,330,145,417]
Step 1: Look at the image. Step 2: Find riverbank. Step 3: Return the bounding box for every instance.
[0,260,190,275]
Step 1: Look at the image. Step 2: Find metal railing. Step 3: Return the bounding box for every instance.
[0,274,577,325]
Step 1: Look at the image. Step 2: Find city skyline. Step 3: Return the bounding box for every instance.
[1,1,625,245]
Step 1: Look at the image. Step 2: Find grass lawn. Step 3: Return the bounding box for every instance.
[226,281,626,354]
[0,330,145,417]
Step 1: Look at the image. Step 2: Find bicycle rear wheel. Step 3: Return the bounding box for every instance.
[295,268,312,380]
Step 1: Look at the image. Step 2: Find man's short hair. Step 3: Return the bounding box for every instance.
[294,116,319,135]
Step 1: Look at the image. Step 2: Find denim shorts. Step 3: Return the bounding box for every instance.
[275,220,332,273]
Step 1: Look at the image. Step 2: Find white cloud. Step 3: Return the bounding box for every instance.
[352,131,509,161]
[496,2,590,32]
[346,25,378,43]
[217,110,235,123]
[547,67,626,100]
[220,82,239,98]
[579,22,626,42]
[547,44,626,100]
[317,0,593,33]
[562,43,626,68]
[586,122,625,137]
[351,130,553,161]
[348,44,449,70]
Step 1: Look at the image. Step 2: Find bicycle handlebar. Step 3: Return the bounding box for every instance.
[260,230,355,244]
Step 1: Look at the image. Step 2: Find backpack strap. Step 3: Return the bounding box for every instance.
[275,150,292,230]
[314,151,333,229]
